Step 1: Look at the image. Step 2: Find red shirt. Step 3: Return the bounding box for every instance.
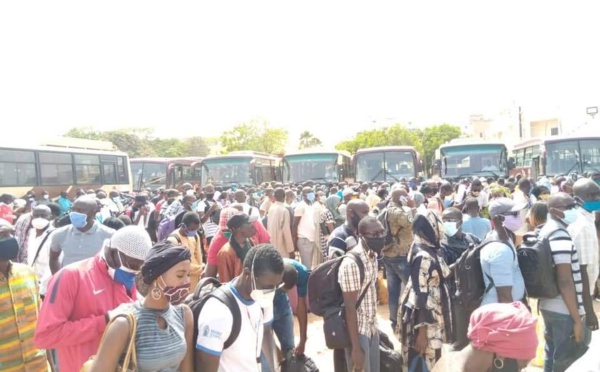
[35,255,137,372]
[207,221,271,266]
[0,203,14,224]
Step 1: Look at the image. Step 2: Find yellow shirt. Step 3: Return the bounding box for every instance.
[167,232,203,277]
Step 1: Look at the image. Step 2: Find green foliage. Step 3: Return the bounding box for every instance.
[335,123,462,176]
[64,127,210,158]
[220,118,288,154]
[299,131,323,150]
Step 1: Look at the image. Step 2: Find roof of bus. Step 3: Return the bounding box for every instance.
[355,146,416,154]
[512,135,600,150]
[439,141,506,150]
[0,144,129,157]
[130,157,203,165]
[283,149,351,157]
[201,152,280,161]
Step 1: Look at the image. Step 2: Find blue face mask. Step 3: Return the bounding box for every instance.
[108,252,137,290]
[582,200,600,213]
[306,192,315,202]
[70,212,88,229]
[185,228,197,237]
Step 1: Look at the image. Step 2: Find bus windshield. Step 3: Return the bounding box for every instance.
[579,139,600,174]
[545,139,600,175]
[131,162,167,190]
[283,154,337,183]
[356,151,415,182]
[201,158,251,186]
[441,145,505,178]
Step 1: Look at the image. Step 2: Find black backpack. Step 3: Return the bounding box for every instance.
[455,238,505,311]
[185,277,241,363]
[307,251,365,317]
[517,228,563,299]
[281,354,320,372]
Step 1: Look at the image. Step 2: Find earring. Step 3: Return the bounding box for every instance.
[151,284,162,300]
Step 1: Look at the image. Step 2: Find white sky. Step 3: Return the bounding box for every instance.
[1,1,600,149]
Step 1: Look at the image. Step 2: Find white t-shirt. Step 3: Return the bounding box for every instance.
[195,283,273,372]
[294,201,317,242]
[26,228,53,296]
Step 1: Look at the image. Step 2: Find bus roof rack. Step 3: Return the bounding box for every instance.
[40,136,117,152]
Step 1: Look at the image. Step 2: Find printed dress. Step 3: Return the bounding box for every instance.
[397,244,453,371]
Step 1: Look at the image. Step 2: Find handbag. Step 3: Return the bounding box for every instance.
[80,313,138,372]
[323,276,373,350]
[408,355,429,372]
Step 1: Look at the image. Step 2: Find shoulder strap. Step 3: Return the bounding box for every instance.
[211,287,242,349]
[32,229,53,266]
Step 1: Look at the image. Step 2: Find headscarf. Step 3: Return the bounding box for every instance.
[468,302,538,360]
[142,242,192,285]
[412,209,443,249]
[325,195,342,221]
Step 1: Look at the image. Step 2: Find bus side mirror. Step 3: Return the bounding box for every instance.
[508,157,515,170]
[433,159,441,171]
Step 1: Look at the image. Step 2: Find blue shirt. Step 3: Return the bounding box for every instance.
[462,215,492,241]
[480,238,526,306]
[273,259,309,316]
[57,197,72,217]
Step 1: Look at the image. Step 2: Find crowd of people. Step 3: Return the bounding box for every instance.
[0,173,598,372]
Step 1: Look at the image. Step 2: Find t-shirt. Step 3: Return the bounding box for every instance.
[568,208,600,296]
[327,223,357,258]
[540,219,585,316]
[195,283,273,372]
[480,236,526,306]
[273,259,309,315]
[49,222,115,267]
[461,215,492,241]
[294,201,318,242]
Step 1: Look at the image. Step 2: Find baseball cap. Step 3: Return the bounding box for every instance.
[488,197,528,219]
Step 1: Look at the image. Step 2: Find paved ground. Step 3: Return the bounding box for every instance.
[293,301,600,371]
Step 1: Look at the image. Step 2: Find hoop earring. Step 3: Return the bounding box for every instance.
[151,285,162,300]
[493,356,504,370]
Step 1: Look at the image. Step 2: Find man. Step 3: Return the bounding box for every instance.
[182,182,195,196]
[35,226,151,372]
[0,193,15,223]
[440,207,481,350]
[469,179,489,217]
[513,178,532,242]
[217,214,257,283]
[480,198,526,306]
[107,190,124,216]
[328,200,370,259]
[267,188,294,259]
[130,194,155,230]
[381,188,415,330]
[292,187,322,269]
[570,179,600,332]
[0,219,48,371]
[481,159,499,172]
[461,197,491,241]
[14,204,57,264]
[539,193,591,371]
[49,196,115,274]
[161,190,188,218]
[196,245,283,372]
[284,189,297,209]
[200,184,221,247]
[260,188,275,218]
[57,191,72,217]
[339,216,384,372]
[166,211,204,292]
[234,189,260,218]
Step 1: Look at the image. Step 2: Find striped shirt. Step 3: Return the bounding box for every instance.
[0,262,47,372]
[539,219,585,316]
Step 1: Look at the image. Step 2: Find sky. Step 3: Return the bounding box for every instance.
[1,1,600,150]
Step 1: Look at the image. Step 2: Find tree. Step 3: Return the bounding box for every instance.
[298,131,322,150]
[220,118,288,154]
[185,137,210,157]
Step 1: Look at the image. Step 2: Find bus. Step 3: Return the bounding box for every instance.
[198,151,281,187]
[511,135,600,179]
[436,139,510,180]
[353,146,421,183]
[282,149,353,184]
[0,137,131,199]
[130,157,203,192]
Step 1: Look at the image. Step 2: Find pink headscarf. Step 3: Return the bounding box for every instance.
[218,207,241,231]
[468,302,538,360]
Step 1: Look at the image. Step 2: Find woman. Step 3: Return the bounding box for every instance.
[525,201,548,231]
[530,185,550,202]
[397,209,453,371]
[432,302,537,371]
[324,194,343,227]
[90,242,194,372]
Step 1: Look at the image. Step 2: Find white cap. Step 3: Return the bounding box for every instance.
[109,226,152,260]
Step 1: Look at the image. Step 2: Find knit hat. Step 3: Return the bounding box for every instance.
[468,301,538,360]
[108,226,152,260]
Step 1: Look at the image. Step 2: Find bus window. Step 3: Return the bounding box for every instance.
[0,149,37,186]
[75,154,101,184]
[40,152,74,186]
[182,165,195,184]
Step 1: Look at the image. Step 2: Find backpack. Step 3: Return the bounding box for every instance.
[455,238,505,311]
[377,209,394,247]
[281,354,320,372]
[517,228,563,299]
[156,213,180,241]
[379,330,403,372]
[185,277,241,363]
[308,251,365,317]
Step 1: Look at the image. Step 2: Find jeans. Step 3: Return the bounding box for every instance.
[541,310,591,372]
[297,238,317,269]
[272,303,295,352]
[382,255,410,328]
[344,332,380,372]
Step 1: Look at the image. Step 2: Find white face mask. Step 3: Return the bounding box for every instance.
[443,221,458,237]
[249,255,278,309]
[31,217,50,230]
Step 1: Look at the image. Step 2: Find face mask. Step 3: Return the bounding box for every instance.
[112,197,121,203]
[0,237,19,260]
[362,236,385,253]
[69,212,88,229]
[108,251,138,290]
[443,221,458,237]
[159,277,190,305]
[185,228,197,237]
[561,208,579,225]
[350,214,362,229]
[319,195,327,203]
[43,194,49,200]
[306,192,315,202]
[582,200,600,212]
[540,194,550,201]
[223,231,232,239]
[31,218,50,230]
[250,255,276,308]
[502,215,524,232]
